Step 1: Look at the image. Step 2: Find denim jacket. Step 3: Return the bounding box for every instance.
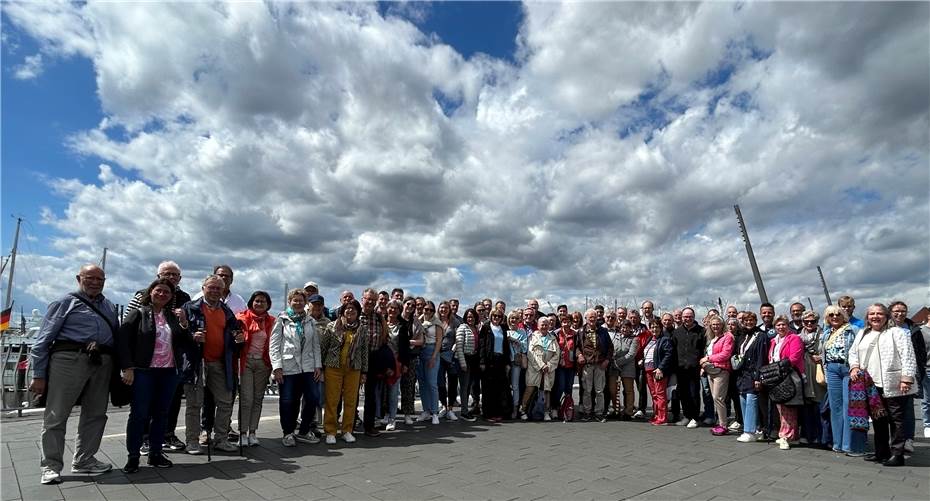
[819,324,857,365]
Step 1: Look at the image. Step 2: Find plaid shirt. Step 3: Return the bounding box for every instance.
[359,311,384,352]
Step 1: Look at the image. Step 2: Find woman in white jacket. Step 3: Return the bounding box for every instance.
[270,289,322,447]
[849,303,917,467]
[518,317,560,421]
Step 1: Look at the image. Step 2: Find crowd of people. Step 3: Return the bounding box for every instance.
[29,261,928,485]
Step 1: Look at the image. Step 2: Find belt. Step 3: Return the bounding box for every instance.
[50,340,114,356]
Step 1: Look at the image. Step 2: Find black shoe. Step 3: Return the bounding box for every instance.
[864,454,887,462]
[164,435,186,451]
[882,455,905,467]
[596,415,607,423]
[619,414,632,422]
[122,457,140,474]
[363,430,382,438]
[461,413,478,422]
[147,452,173,468]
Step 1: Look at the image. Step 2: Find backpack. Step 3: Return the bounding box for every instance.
[530,389,546,420]
[560,393,575,422]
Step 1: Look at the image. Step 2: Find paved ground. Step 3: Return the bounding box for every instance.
[1,396,928,501]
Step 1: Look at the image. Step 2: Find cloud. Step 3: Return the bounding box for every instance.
[3,1,928,317]
[12,53,43,79]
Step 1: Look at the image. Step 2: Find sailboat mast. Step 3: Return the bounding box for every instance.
[5,217,22,310]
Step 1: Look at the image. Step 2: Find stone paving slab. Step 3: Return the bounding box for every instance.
[1,400,928,500]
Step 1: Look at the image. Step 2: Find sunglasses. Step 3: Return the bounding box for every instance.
[802,320,817,324]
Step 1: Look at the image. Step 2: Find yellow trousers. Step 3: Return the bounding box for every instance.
[323,366,361,435]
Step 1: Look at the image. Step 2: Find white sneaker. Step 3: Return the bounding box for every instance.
[775,437,787,446]
[40,468,61,485]
[248,433,259,447]
[755,431,767,442]
[686,419,699,429]
[416,411,431,422]
[736,433,753,443]
[632,410,645,419]
[924,427,930,439]
[779,439,790,450]
[728,421,742,431]
[447,409,458,421]
[325,434,336,445]
[544,414,552,421]
[343,432,356,443]
[431,415,440,425]
[404,415,414,425]
[238,434,249,447]
[282,434,296,447]
[385,422,396,431]
[904,439,915,453]
[438,407,448,419]
[71,458,113,474]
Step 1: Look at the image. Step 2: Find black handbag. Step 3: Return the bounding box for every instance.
[759,360,789,388]
[768,369,799,403]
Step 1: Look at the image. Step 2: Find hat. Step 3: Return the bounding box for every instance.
[303,281,319,290]
[308,294,324,304]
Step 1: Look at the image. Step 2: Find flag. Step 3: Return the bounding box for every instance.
[0,306,11,332]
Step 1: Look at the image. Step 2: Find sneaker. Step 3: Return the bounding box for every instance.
[343,432,356,443]
[282,434,296,447]
[596,415,607,423]
[438,407,448,419]
[147,452,173,468]
[238,434,249,447]
[632,410,645,420]
[711,426,728,436]
[213,440,237,452]
[325,435,336,445]
[447,409,458,421]
[164,435,186,451]
[227,430,239,442]
[520,411,528,421]
[140,440,150,455]
[754,431,766,442]
[248,433,259,447]
[404,415,414,425]
[71,458,112,474]
[295,432,320,444]
[186,442,203,455]
[122,457,140,474]
[380,416,391,426]
[461,413,477,422]
[924,427,930,439]
[544,413,552,422]
[779,440,790,450]
[40,468,61,485]
[728,421,742,432]
[686,419,699,429]
[431,414,440,425]
[385,422,396,431]
[199,430,211,446]
[904,439,915,453]
[675,418,690,426]
[416,411,431,422]
[736,433,753,443]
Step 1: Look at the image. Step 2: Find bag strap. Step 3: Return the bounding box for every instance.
[69,293,118,337]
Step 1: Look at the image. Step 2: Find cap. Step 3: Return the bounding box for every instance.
[303,281,319,290]
[308,294,324,304]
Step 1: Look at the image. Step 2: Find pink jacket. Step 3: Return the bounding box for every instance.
[769,333,805,374]
[707,333,734,371]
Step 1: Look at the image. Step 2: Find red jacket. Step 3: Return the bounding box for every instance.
[236,309,272,373]
[769,333,805,374]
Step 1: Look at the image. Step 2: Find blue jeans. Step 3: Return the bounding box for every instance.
[552,367,575,410]
[375,380,400,420]
[510,365,523,412]
[416,345,440,414]
[825,362,865,453]
[279,372,320,435]
[700,374,715,421]
[740,392,759,434]
[126,368,179,457]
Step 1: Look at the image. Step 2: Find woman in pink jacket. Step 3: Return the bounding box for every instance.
[770,315,805,450]
[699,316,734,435]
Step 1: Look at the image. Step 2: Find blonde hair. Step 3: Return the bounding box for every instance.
[822,305,848,322]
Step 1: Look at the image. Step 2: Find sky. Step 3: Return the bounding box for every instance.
[1,1,928,319]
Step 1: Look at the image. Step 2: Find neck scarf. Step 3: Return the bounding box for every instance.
[286,307,305,339]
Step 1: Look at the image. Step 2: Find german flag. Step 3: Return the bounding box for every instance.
[0,305,11,332]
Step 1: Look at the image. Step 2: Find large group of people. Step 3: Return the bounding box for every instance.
[28,261,928,485]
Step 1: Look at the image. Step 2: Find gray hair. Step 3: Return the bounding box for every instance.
[157,260,181,273]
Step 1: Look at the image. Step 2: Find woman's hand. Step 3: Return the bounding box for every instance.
[849,367,861,382]
[812,354,822,363]
[900,381,912,393]
[654,369,663,381]
[273,368,284,384]
[313,369,323,382]
[699,356,708,365]
[121,368,134,385]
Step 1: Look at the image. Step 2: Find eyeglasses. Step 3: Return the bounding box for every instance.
[802,320,817,324]
[826,313,840,318]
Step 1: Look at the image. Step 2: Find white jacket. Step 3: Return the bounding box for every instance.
[270,312,322,376]
[849,325,917,398]
[528,331,560,373]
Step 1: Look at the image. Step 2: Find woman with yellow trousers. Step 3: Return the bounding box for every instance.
[320,300,369,445]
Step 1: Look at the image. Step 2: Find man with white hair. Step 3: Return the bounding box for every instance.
[123,261,192,452]
[576,309,613,422]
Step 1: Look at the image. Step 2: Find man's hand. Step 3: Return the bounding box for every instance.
[122,368,135,385]
[29,378,46,395]
[273,369,284,384]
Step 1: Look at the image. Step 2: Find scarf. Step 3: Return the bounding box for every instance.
[286,307,305,339]
[848,369,887,431]
[825,323,850,348]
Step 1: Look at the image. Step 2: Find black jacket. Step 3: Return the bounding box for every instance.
[478,323,512,367]
[735,327,769,393]
[651,330,677,373]
[394,317,414,367]
[117,305,193,372]
[672,323,706,370]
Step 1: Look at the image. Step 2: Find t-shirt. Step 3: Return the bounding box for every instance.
[340,329,355,366]
[202,304,227,363]
[150,311,174,368]
[491,325,504,354]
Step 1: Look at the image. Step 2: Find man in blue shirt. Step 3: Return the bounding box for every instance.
[30,264,118,485]
[838,295,865,329]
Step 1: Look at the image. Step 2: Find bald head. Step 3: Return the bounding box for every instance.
[76,264,106,298]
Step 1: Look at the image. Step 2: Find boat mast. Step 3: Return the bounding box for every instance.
[4,217,22,310]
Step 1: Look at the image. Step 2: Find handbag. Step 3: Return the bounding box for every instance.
[769,369,800,404]
[730,354,744,371]
[760,360,789,388]
[702,362,722,376]
[815,364,827,386]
